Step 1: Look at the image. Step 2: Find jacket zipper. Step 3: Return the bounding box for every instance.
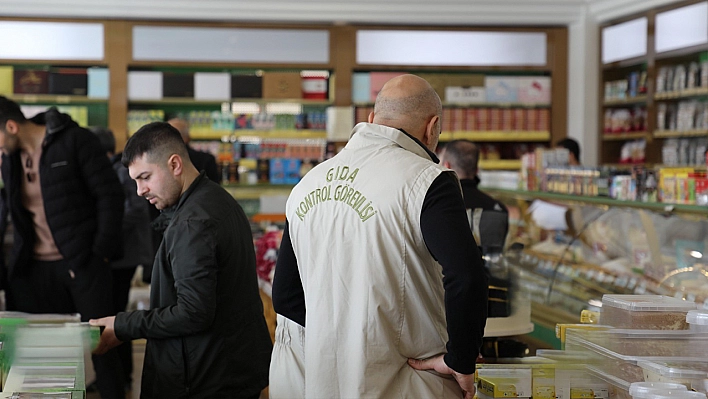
[182,338,191,396]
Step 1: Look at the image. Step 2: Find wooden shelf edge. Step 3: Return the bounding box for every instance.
[478,159,521,170]
[655,88,708,100]
[601,132,649,141]
[9,94,107,104]
[446,131,550,142]
[190,130,328,140]
[129,97,333,105]
[654,129,708,138]
[484,188,708,216]
[602,96,647,106]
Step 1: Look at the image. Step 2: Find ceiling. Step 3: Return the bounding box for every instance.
[0,0,684,26]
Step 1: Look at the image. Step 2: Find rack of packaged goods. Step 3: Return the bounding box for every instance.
[352,71,553,170]
[125,67,334,192]
[599,62,651,164]
[487,188,708,346]
[0,64,110,127]
[653,51,708,168]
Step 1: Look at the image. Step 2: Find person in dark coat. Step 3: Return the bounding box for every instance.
[168,117,220,183]
[438,139,507,213]
[91,126,155,392]
[0,96,126,398]
[90,122,272,399]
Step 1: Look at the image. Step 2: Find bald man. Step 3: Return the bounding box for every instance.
[167,118,220,183]
[270,75,488,398]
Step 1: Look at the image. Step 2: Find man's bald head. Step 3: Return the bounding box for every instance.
[168,118,191,144]
[370,74,443,151]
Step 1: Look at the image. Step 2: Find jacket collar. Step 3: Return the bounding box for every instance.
[151,171,207,232]
[348,122,440,163]
[29,107,77,147]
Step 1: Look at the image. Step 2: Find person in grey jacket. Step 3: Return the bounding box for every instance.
[90,122,272,399]
[91,126,154,391]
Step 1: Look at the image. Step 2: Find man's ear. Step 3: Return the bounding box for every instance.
[4,120,19,135]
[168,154,184,176]
[423,115,439,146]
[367,111,375,123]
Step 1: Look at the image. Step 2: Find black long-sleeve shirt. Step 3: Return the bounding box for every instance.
[272,170,488,374]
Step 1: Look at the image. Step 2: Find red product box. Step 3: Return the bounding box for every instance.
[477,109,490,131]
[513,108,525,131]
[501,108,513,131]
[489,108,502,131]
[526,109,539,131]
[538,109,550,131]
[464,109,477,131]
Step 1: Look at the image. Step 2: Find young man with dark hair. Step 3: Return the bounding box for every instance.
[91,122,272,399]
[0,96,126,398]
[556,137,581,166]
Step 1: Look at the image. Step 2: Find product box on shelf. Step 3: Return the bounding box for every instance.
[13,69,49,95]
[688,310,708,332]
[231,75,263,98]
[600,295,696,330]
[369,72,406,102]
[485,76,519,103]
[127,71,163,100]
[0,65,13,95]
[163,72,194,98]
[517,76,551,104]
[263,72,301,99]
[48,68,87,96]
[87,67,109,99]
[351,72,371,103]
[194,72,230,101]
[301,73,328,100]
[444,86,485,104]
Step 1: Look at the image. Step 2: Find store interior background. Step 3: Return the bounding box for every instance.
[1,0,687,166]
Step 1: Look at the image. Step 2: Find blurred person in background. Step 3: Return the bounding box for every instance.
[0,96,126,398]
[168,117,220,183]
[91,126,154,392]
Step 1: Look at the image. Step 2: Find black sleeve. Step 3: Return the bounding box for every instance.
[271,220,306,327]
[421,172,488,375]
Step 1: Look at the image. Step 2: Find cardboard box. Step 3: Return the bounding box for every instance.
[49,68,88,96]
[87,67,109,99]
[351,72,370,103]
[302,76,328,100]
[163,72,194,98]
[14,69,49,94]
[518,76,551,104]
[231,75,262,98]
[445,86,486,104]
[485,76,519,103]
[194,72,230,100]
[128,71,163,100]
[263,72,301,99]
[0,66,14,95]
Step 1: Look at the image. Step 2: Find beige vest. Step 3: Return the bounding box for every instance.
[274,123,462,398]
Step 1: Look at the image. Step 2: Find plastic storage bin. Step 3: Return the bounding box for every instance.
[687,310,708,332]
[600,295,697,330]
[636,360,708,391]
[645,391,706,399]
[628,381,687,398]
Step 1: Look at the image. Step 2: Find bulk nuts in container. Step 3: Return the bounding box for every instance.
[600,295,697,330]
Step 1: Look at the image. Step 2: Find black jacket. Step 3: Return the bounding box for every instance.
[0,108,124,279]
[114,173,272,399]
[460,177,508,213]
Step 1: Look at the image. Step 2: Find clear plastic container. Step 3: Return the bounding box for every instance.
[600,295,697,330]
[687,310,708,332]
[566,328,708,359]
[628,381,687,398]
[637,360,707,386]
[645,391,706,399]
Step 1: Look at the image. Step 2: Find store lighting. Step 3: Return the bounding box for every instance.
[690,251,703,259]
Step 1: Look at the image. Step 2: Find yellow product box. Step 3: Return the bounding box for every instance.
[477,374,532,398]
[555,324,610,344]
[0,66,13,95]
[569,386,609,399]
[533,366,555,399]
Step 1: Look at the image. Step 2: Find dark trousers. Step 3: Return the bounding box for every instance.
[6,257,127,399]
[112,266,137,387]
